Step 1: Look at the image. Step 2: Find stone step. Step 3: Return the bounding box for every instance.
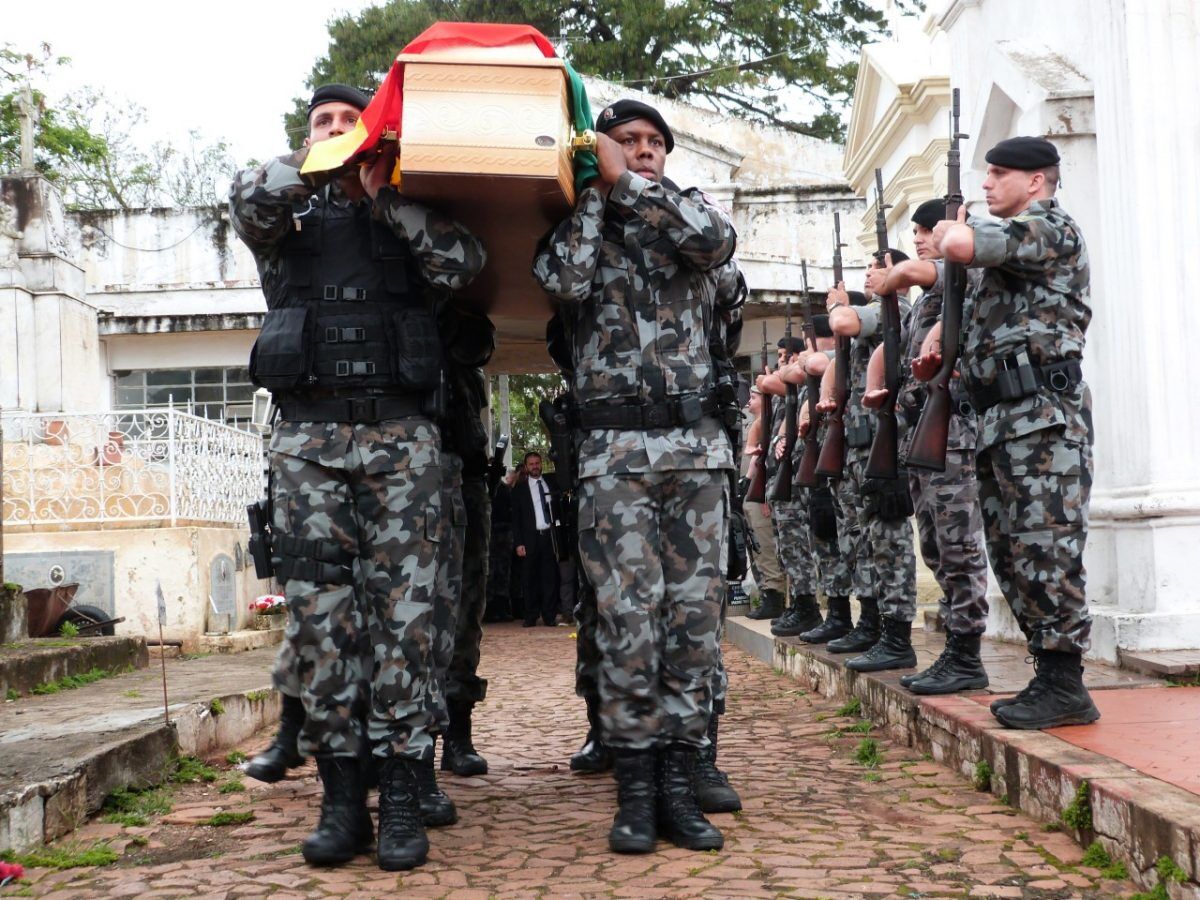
[726,614,1199,894]
[0,636,149,699]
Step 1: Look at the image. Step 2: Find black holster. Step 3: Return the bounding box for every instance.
[862,475,914,523]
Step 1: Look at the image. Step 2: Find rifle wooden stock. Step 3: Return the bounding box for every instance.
[746,349,772,502]
[770,384,798,501]
[796,374,822,487]
[815,337,849,478]
[865,292,902,480]
[866,408,899,479]
[906,381,951,471]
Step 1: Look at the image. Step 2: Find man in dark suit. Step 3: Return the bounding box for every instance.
[512,451,561,626]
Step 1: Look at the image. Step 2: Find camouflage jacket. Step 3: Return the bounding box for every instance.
[228,148,486,298]
[897,262,977,453]
[532,171,737,478]
[964,198,1091,449]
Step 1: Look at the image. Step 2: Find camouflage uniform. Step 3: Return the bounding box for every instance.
[814,383,864,598]
[962,200,1093,653]
[898,266,988,634]
[230,149,485,760]
[770,393,818,597]
[429,453,466,734]
[533,171,736,749]
[847,300,916,621]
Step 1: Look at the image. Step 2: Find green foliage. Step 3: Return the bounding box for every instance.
[836,697,862,717]
[847,719,873,734]
[209,698,226,716]
[973,760,993,792]
[122,689,141,698]
[30,667,112,694]
[1081,842,1129,880]
[126,835,149,848]
[1157,856,1187,884]
[1,842,119,870]
[245,690,269,702]
[493,373,567,471]
[58,620,79,638]
[1061,781,1092,832]
[202,811,255,827]
[863,771,882,783]
[218,778,245,794]
[225,750,248,765]
[5,688,17,701]
[286,0,899,147]
[854,738,882,769]
[170,756,219,784]
[101,787,172,827]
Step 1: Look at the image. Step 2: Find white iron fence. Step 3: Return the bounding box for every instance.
[2,410,264,528]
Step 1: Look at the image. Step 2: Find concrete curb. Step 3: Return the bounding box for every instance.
[0,685,279,852]
[727,616,1200,896]
[0,637,149,698]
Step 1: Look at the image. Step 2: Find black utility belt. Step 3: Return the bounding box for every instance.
[277,392,429,424]
[965,359,1082,413]
[578,395,718,430]
[845,422,874,448]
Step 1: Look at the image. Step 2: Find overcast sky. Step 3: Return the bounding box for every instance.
[7,0,380,161]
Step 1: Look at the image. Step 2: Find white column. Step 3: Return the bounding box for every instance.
[1085,0,1200,657]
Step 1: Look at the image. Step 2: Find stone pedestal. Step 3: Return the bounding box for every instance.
[0,585,28,643]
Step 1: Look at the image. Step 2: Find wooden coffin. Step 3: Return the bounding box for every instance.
[396,46,578,322]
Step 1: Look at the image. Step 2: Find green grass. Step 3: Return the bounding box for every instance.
[218,778,245,794]
[836,697,862,717]
[122,689,141,699]
[126,835,149,848]
[202,811,254,827]
[854,738,883,769]
[58,620,79,637]
[1061,781,1092,832]
[863,771,883,783]
[101,787,172,827]
[31,667,123,695]
[1081,842,1129,880]
[1130,855,1189,899]
[973,760,993,792]
[245,689,269,702]
[847,719,873,734]
[208,698,226,716]
[5,688,17,701]
[1,843,119,870]
[225,750,248,765]
[170,756,219,784]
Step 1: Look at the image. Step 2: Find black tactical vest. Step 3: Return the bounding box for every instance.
[249,188,442,395]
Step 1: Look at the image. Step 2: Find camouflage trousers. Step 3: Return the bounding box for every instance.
[831,456,875,599]
[486,522,513,616]
[976,424,1093,654]
[429,454,466,735]
[809,485,853,600]
[908,449,989,635]
[848,449,916,622]
[771,499,817,596]
[745,498,786,596]
[578,470,727,749]
[269,419,441,760]
[446,475,490,705]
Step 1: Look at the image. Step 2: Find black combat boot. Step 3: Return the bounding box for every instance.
[442,699,488,776]
[570,696,614,774]
[413,742,458,827]
[608,749,657,854]
[846,615,918,672]
[771,593,823,637]
[301,755,374,867]
[908,632,990,695]
[826,597,880,654]
[656,745,724,851]
[376,757,430,871]
[245,693,305,783]
[690,713,742,814]
[993,650,1100,730]
[746,588,785,621]
[799,596,853,644]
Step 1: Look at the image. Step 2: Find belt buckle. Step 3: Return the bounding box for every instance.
[349,397,378,422]
[644,404,670,429]
[1047,367,1071,392]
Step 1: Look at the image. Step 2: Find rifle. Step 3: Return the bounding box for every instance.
[907,88,969,472]
[865,168,902,480]
[815,213,850,479]
[744,323,772,503]
[769,296,797,501]
[795,259,822,488]
[486,433,510,495]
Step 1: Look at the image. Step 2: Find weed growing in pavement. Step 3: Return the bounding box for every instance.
[209,698,226,716]
[122,689,141,698]
[218,778,245,794]
[30,667,116,695]
[245,689,269,702]
[863,771,883,783]
[836,696,862,717]
[1081,842,1129,880]
[1014,831,1029,841]
[126,835,149,848]
[58,620,79,637]
[0,843,119,869]
[854,738,882,768]
[1061,781,1092,832]
[1130,855,1189,899]
[170,756,219,784]
[1165,672,1200,687]
[847,719,873,734]
[225,750,248,765]
[5,688,16,701]
[1042,821,1062,832]
[101,787,172,826]
[973,760,993,792]
[201,811,255,827]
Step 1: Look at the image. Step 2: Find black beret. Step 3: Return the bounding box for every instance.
[985,136,1060,170]
[848,290,868,307]
[872,248,909,267]
[911,199,946,230]
[595,99,674,153]
[777,336,806,353]
[811,314,833,338]
[308,84,371,117]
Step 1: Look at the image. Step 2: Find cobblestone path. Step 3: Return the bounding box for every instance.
[16,623,1134,898]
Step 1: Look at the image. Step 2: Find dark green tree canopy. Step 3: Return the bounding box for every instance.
[285,0,896,147]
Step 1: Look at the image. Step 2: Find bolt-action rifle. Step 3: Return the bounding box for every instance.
[745,322,772,503]
[865,168,902,480]
[795,260,822,488]
[815,213,850,479]
[907,88,969,472]
[769,297,798,501]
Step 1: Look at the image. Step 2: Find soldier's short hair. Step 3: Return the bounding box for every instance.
[1039,165,1061,192]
